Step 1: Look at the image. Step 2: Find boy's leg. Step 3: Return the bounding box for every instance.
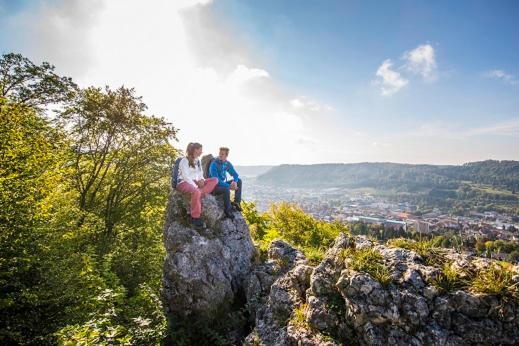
[176,182,202,218]
[212,185,232,213]
[234,178,242,204]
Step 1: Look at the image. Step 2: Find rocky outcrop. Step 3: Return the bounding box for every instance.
[244,233,519,345]
[244,239,318,345]
[162,190,255,340]
[162,193,518,345]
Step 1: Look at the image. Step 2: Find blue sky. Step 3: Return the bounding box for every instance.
[1,0,518,164]
[211,0,519,129]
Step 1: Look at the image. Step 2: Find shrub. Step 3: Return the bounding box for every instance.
[470,263,518,299]
[430,262,467,292]
[341,247,391,286]
[243,202,348,265]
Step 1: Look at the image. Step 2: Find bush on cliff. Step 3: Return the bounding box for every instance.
[242,201,349,264]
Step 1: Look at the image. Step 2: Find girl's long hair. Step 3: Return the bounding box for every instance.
[186,142,202,168]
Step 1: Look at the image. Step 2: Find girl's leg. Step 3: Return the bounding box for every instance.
[202,177,218,195]
[176,182,202,218]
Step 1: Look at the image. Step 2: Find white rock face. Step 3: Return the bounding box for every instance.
[162,191,255,325]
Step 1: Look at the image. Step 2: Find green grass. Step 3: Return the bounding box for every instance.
[289,303,308,328]
[340,247,392,286]
[470,263,518,299]
[387,238,445,266]
[430,262,467,292]
[303,246,326,266]
[389,238,519,301]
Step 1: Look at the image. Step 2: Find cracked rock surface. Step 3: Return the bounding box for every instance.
[244,233,519,345]
[162,191,255,328]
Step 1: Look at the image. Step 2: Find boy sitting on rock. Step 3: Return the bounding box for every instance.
[209,147,242,220]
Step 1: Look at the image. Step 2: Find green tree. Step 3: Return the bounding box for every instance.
[0,98,69,343]
[59,86,178,254]
[1,53,179,344]
[0,53,77,109]
[244,202,348,264]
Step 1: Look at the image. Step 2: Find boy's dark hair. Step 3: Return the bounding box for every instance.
[219,147,230,154]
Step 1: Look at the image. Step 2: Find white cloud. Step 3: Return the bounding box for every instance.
[289,97,333,112]
[0,0,335,165]
[403,44,437,80]
[373,43,437,95]
[227,65,269,86]
[374,59,408,95]
[484,69,518,85]
[290,98,305,108]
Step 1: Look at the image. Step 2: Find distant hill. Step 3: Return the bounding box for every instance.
[256,160,519,193]
[235,165,274,178]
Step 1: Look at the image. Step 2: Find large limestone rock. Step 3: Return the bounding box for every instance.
[162,189,518,345]
[245,233,519,345]
[312,235,519,345]
[162,190,255,331]
[244,240,336,345]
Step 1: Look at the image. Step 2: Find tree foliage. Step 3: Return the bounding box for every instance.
[0,53,178,345]
[0,53,77,109]
[243,201,348,264]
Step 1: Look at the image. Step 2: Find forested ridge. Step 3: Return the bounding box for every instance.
[257,161,519,214]
[258,161,519,191]
[0,53,178,344]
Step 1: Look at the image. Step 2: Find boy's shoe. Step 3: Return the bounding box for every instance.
[231,202,242,212]
[191,217,205,229]
[225,209,235,220]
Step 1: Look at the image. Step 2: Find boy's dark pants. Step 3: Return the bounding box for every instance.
[212,179,242,212]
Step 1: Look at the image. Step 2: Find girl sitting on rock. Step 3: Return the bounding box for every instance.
[176,142,218,228]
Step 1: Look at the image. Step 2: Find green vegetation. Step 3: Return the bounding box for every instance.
[288,303,308,328]
[475,239,519,262]
[470,263,518,299]
[242,201,348,264]
[388,238,519,300]
[339,247,391,286]
[430,262,466,292]
[350,221,407,241]
[0,53,177,344]
[387,238,445,266]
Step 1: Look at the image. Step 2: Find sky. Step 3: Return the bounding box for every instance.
[1,0,518,165]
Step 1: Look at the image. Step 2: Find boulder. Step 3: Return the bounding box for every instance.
[161,190,255,336]
[244,240,332,346]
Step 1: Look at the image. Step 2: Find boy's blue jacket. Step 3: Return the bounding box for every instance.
[209,158,239,188]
